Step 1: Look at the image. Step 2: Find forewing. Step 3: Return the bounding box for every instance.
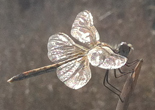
[57,57,91,89]
[88,46,127,69]
[71,10,100,47]
[48,33,84,63]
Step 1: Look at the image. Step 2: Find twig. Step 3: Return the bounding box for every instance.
[116,59,143,110]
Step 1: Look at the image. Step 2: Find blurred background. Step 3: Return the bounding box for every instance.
[0,0,155,110]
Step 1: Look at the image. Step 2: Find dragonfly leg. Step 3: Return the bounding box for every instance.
[103,70,123,102]
[105,70,121,93]
[125,59,139,67]
[114,69,134,78]
[114,59,139,78]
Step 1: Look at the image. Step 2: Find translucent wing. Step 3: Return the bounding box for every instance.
[57,57,91,89]
[48,33,84,63]
[71,10,100,47]
[88,46,127,69]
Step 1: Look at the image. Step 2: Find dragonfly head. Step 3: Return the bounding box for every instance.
[117,42,134,57]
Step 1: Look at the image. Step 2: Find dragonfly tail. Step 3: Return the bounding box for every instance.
[7,56,83,83]
[7,64,58,83]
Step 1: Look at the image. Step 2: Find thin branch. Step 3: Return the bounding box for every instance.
[116,59,143,110]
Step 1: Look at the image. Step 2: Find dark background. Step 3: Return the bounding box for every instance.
[1,0,155,110]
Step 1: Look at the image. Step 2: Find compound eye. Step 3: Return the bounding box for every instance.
[118,42,133,57]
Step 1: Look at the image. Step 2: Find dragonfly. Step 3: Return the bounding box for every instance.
[7,10,134,101]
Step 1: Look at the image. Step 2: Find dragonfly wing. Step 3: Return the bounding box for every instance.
[71,10,100,47]
[88,46,127,69]
[57,57,91,89]
[48,33,84,63]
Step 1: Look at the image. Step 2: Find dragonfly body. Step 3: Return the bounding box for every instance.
[8,10,132,90]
